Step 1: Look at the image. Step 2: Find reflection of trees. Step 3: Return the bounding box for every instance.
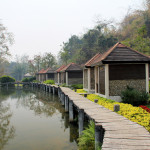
[1,88,78,144]
[0,104,15,150]
[0,88,16,101]
[12,88,65,117]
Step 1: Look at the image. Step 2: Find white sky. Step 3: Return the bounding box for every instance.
[0,0,144,60]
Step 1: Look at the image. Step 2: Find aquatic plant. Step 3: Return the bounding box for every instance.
[78,121,101,150]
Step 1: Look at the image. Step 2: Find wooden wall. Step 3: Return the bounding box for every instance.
[68,71,83,78]
[109,64,145,80]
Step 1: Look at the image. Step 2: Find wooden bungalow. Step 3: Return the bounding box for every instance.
[60,63,83,86]
[85,42,150,101]
[43,67,55,81]
[36,69,45,82]
[54,65,66,85]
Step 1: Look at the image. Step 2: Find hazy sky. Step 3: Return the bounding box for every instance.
[0,0,144,60]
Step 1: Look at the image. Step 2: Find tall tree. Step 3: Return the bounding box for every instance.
[0,22,13,76]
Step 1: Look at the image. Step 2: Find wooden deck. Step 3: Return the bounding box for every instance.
[22,83,150,149]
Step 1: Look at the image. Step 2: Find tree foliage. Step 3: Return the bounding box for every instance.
[59,23,118,64]
[0,22,13,76]
[28,52,57,75]
[0,75,15,83]
[59,0,150,65]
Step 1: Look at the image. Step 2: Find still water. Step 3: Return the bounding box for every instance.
[0,88,78,150]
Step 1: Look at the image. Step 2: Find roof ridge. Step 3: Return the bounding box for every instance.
[101,42,120,61]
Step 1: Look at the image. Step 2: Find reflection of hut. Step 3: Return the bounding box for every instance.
[36,69,45,82]
[85,42,150,101]
[54,65,66,85]
[43,67,55,81]
[60,63,83,86]
[24,73,33,78]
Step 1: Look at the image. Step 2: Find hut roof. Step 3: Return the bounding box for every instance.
[38,69,45,74]
[61,63,82,72]
[55,65,66,72]
[24,73,32,77]
[85,53,102,67]
[88,42,150,66]
[43,67,55,73]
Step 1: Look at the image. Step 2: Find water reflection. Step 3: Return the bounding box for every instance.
[0,88,78,150]
[0,104,15,150]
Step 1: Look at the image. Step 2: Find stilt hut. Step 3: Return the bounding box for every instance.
[85,42,150,101]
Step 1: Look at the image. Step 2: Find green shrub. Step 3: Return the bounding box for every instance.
[22,78,29,82]
[22,77,36,82]
[121,86,149,106]
[78,121,101,150]
[43,80,55,84]
[61,83,67,87]
[32,80,40,83]
[0,75,16,83]
[28,76,36,82]
[71,84,83,89]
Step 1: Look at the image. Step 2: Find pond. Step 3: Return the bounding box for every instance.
[0,88,78,150]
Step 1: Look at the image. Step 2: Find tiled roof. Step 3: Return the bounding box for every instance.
[89,42,150,66]
[55,65,66,72]
[85,53,102,67]
[61,63,82,72]
[43,67,55,73]
[38,69,45,74]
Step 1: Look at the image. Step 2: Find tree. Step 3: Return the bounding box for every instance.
[0,22,13,76]
[41,52,56,69]
[11,55,29,81]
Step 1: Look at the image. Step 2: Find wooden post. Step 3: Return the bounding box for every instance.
[61,92,65,105]
[78,109,84,135]
[95,124,103,150]
[105,64,109,99]
[65,95,69,112]
[94,99,98,103]
[84,94,87,97]
[53,86,55,95]
[146,63,149,93]
[114,104,120,112]
[88,68,91,92]
[69,100,74,122]
[66,72,68,86]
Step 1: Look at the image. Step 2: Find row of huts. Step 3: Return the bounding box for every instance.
[36,42,150,101]
[36,63,83,86]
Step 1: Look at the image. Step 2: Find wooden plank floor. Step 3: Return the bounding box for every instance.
[60,87,150,150]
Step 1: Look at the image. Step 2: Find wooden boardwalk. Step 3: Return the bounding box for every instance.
[31,83,150,149]
[59,87,150,150]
